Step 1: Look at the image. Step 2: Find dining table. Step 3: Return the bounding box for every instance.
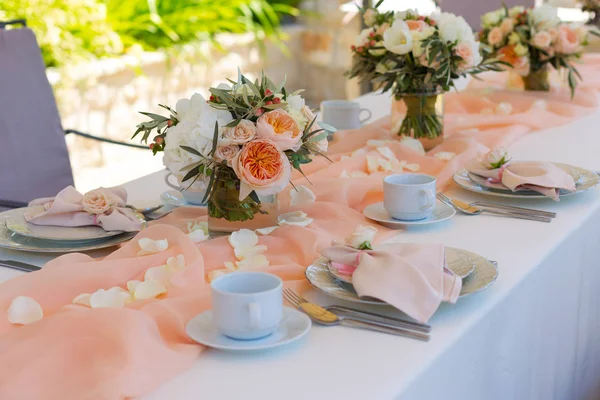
[2,88,600,400]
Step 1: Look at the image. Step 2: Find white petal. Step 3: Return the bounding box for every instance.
[234,245,268,261]
[90,288,127,308]
[256,226,278,235]
[229,229,258,249]
[350,171,368,178]
[236,254,270,270]
[188,229,209,243]
[366,156,379,174]
[289,185,316,206]
[376,146,396,161]
[224,261,237,271]
[352,148,366,157]
[166,254,186,270]
[72,293,92,307]
[399,137,425,155]
[137,238,169,256]
[278,211,314,227]
[187,220,209,235]
[7,296,43,325]
[208,269,228,283]
[403,162,420,172]
[144,265,173,284]
[134,280,167,300]
[127,280,141,293]
[434,151,456,161]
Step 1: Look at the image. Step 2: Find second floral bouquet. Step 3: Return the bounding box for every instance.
[133,71,334,235]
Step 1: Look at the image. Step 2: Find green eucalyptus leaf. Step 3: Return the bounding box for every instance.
[317,121,337,132]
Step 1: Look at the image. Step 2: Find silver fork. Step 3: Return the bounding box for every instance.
[437,193,552,223]
[283,288,430,341]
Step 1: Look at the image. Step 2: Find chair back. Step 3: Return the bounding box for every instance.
[0,27,74,205]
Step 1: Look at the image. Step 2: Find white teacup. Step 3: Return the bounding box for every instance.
[320,100,372,131]
[164,173,207,205]
[383,174,436,221]
[211,272,283,340]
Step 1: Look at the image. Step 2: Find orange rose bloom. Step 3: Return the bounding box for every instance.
[256,109,302,151]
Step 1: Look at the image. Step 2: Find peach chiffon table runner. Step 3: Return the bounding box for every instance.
[0,56,599,399]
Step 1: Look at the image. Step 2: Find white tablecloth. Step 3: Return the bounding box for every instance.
[2,92,600,400]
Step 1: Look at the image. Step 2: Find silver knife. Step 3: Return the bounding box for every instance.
[0,260,41,272]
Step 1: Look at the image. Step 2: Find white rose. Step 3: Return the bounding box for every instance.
[483,148,510,169]
[82,188,114,214]
[383,20,413,55]
[433,12,475,43]
[508,6,525,18]
[345,226,378,249]
[286,94,305,111]
[481,10,502,27]
[395,9,417,21]
[530,5,560,29]
[363,8,377,27]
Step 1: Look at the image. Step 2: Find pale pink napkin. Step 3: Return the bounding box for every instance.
[466,160,576,201]
[321,243,462,323]
[25,186,142,232]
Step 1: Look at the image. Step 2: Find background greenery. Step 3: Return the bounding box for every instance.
[0,0,300,68]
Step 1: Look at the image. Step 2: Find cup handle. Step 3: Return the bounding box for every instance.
[164,172,180,190]
[359,108,372,124]
[248,302,262,329]
[419,189,435,211]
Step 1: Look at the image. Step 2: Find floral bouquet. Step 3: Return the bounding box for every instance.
[479,4,599,95]
[133,71,334,235]
[346,3,502,148]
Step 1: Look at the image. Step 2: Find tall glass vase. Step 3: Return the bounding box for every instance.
[207,169,279,237]
[391,91,444,151]
[521,66,550,92]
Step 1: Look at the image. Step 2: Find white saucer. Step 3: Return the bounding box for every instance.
[186,307,311,351]
[160,190,206,208]
[363,200,455,227]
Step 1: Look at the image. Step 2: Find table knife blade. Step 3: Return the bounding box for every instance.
[0,260,41,272]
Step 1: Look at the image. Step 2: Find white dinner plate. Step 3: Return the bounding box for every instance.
[306,250,498,306]
[362,200,455,228]
[327,246,475,284]
[454,163,599,199]
[3,207,124,242]
[186,307,311,351]
[161,190,206,208]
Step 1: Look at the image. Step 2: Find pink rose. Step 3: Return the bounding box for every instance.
[500,18,514,35]
[455,42,475,67]
[487,27,504,47]
[548,28,559,42]
[513,56,530,77]
[554,25,580,54]
[214,144,240,163]
[82,189,114,215]
[532,31,552,49]
[232,139,292,201]
[222,119,257,145]
[256,109,302,151]
[406,20,427,32]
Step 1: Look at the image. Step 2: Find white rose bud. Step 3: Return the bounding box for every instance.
[82,189,113,215]
[345,225,378,250]
[363,8,378,27]
[483,148,510,169]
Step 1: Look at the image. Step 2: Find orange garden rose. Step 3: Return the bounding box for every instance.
[498,45,530,76]
[232,139,291,200]
[256,109,302,151]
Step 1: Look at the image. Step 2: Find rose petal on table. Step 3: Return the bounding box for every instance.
[229,229,259,249]
[166,254,186,270]
[256,226,278,235]
[434,151,456,161]
[403,162,420,172]
[398,137,425,155]
[188,229,209,243]
[187,220,208,234]
[90,288,127,308]
[290,185,316,206]
[144,265,173,284]
[224,261,237,271]
[376,146,396,161]
[134,280,167,300]
[234,245,268,261]
[72,293,92,307]
[127,280,141,293]
[137,238,169,256]
[278,211,313,227]
[236,254,269,270]
[7,296,43,325]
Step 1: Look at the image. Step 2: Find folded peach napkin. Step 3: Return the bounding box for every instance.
[25,186,142,232]
[466,160,576,201]
[321,243,462,323]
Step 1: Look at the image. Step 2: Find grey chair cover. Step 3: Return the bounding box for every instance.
[0,28,74,205]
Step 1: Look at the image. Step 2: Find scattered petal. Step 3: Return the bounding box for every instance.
[224,261,237,271]
[290,185,316,206]
[403,162,420,172]
[278,211,314,227]
[166,254,186,270]
[7,296,43,325]
[137,238,169,256]
[144,265,173,284]
[72,293,92,307]
[90,287,128,308]
[187,221,208,235]
[256,226,278,235]
[234,245,268,260]
[376,146,396,161]
[399,137,425,155]
[350,171,368,178]
[236,254,269,270]
[188,229,209,243]
[134,280,167,300]
[351,148,366,157]
[229,229,258,249]
[127,280,141,293]
[434,151,456,161]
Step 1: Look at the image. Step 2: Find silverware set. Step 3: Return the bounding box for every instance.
[436,193,556,223]
[283,288,430,341]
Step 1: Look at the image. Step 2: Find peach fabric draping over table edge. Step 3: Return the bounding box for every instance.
[0,55,599,399]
